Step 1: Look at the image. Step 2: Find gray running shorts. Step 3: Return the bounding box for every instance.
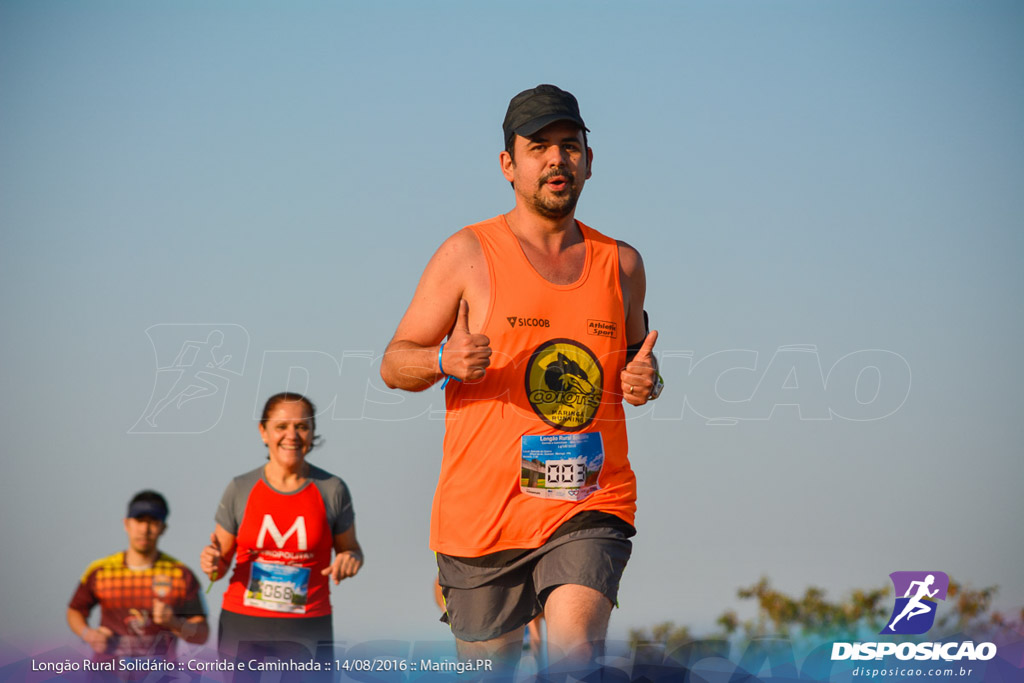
[436,517,633,642]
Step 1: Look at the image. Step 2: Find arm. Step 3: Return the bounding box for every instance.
[903,580,924,598]
[380,229,491,391]
[179,616,209,644]
[618,241,660,406]
[150,604,209,645]
[66,607,113,654]
[321,525,364,584]
[199,525,236,582]
[152,563,211,645]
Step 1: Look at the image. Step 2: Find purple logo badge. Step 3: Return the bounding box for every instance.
[880,571,949,635]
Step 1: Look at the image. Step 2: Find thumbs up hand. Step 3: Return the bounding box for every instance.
[621,330,660,406]
[441,300,492,382]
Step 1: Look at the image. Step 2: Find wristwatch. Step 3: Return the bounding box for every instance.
[648,373,665,400]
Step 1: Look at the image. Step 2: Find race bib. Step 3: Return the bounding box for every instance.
[521,432,604,501]
[243,561,310,614]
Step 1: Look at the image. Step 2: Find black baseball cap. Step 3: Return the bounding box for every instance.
[503,84,589,149]
[127,491,168,522]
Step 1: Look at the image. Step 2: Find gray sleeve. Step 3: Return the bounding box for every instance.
[214,478,239,534]
[331,479,355,535]
[215,468,261,534]
[311,469,355,536]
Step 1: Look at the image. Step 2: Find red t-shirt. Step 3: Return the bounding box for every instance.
[215,465,354,618]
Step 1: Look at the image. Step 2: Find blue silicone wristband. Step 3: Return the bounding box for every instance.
[438,341,461,389]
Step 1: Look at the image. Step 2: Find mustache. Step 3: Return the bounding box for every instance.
[539,167,575,185]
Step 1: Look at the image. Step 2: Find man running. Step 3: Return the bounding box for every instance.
[889,574,940,631]
[67,491,208,666]
[381,84,661,670]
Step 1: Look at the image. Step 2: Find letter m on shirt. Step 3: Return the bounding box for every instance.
[256,514,308,550]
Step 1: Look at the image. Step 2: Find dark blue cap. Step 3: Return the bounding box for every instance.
[127,499,167,522]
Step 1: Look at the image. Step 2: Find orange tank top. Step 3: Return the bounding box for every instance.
[430,216,637,557]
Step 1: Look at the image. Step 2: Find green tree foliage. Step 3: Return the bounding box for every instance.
[628,622,694,662]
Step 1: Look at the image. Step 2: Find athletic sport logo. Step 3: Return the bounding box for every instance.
[130,324,249,434]
[587,319,617,338]
[881,571,949,635]
[525,339,603,431]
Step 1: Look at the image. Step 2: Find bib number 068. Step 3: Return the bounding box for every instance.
[261,580,294,603]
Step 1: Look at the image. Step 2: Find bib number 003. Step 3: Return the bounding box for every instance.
[521,433,604,501]
[545,459,586,486]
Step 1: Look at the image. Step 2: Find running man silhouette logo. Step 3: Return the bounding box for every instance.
[880,571,949,635]
[130,324,249,434]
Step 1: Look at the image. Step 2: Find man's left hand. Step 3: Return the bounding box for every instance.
[322,550,363,584]
[621,330,659,406]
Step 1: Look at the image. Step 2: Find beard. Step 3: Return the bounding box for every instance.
[526,167,582,219]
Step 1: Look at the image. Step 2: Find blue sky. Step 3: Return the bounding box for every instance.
[1,0,1021,652]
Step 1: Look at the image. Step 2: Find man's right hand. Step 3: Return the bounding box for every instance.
[441,300,491,382]
[82,626,113,654]
[200,532,222,580]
